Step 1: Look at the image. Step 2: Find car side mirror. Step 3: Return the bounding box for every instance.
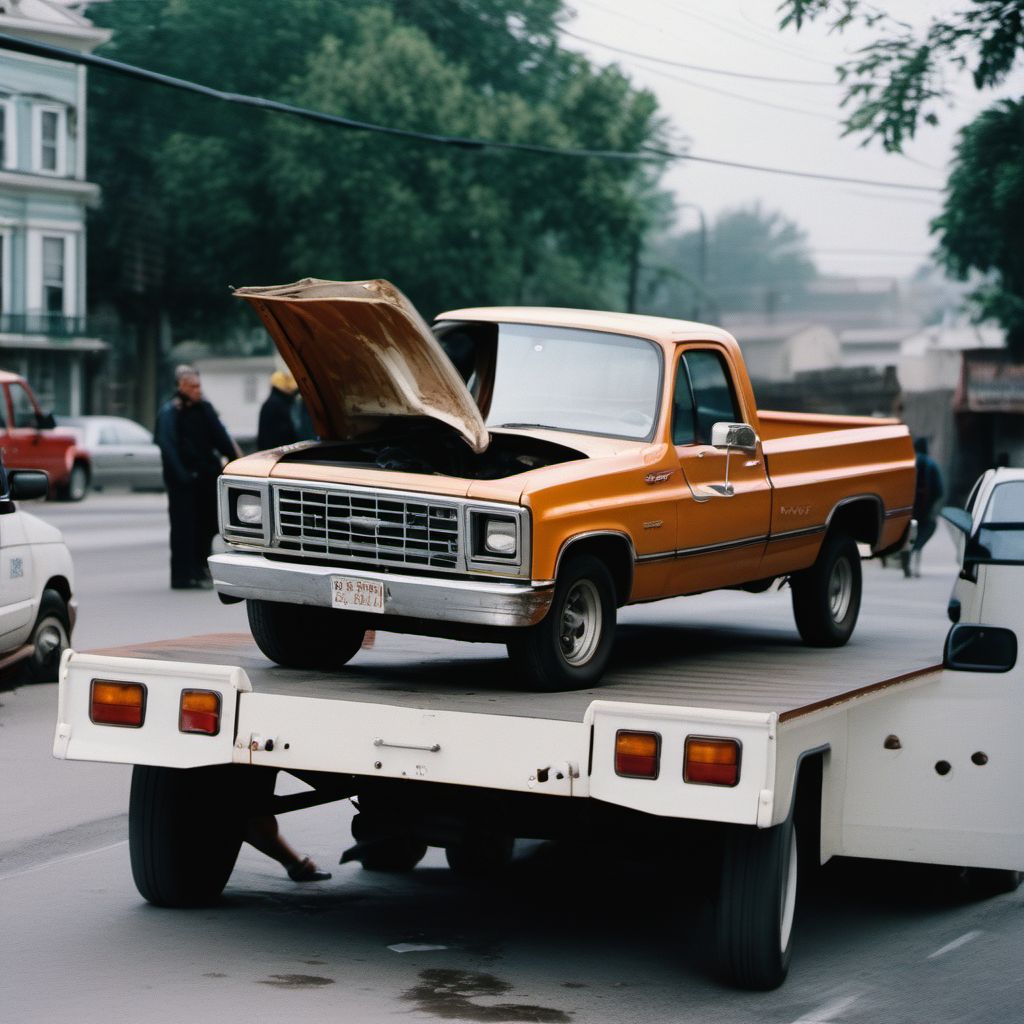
[711,421,758,453]
[940,506,972,535]
[10,469,49,500]
[36,411,56,430]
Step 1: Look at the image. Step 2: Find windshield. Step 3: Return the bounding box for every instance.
[969,481,1024,563]
[484,323,662,440]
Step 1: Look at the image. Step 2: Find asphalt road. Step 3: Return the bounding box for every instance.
[2,492,1022,1024]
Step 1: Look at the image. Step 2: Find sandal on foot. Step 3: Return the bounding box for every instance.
[288,856,331,882]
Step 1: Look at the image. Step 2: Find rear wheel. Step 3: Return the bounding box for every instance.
[247,599,365,670]
[25,589,70,683]
[715,818,798,990]
[506,554,616,691]
[791,532,861,647]
[129,764,252,907]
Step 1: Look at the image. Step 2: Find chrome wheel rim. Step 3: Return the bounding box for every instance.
[559,578,602,666]
[780,826,798,952]
[828,557,853,622]
[32,614,69,675]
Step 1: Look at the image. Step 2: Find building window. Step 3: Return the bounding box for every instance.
[0,99,13,168]
[42,236,65,315]
[32,105,66,175]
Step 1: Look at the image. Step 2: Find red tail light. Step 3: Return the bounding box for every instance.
[615,730,661,779]
[179,689,221,736]
[684,736,741,786]
[90,680,146,727]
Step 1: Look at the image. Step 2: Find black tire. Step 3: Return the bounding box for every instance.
[445,833,514,878]
[60,462,89,502]
[247,599,365,670]
[790,531,862,647]
[958,867,1022,898]
[715,819,798,991]
[506,553,617,691]
[359,838,428,873]
[25,589,71,683]
[129,764,249,907]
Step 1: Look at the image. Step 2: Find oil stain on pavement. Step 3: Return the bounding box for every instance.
[403,968,571,1022]
[258,974,336,989]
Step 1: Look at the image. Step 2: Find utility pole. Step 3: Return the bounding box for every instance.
[677,202,708,320]
[627,233,641,314]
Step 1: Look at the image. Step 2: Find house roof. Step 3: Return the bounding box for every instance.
[0,0,110,51]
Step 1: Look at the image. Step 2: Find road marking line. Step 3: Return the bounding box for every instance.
[0,840,127,882]
[928,930,982,960]
[790,994,860,1023]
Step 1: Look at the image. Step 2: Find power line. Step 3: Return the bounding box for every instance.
[561,28,836,86]
[0,32,944,193]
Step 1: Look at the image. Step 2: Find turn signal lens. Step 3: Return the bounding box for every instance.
[90,680,146,727]
[684,736,741,787]
[179,689,221,736]
[615,730,661,779]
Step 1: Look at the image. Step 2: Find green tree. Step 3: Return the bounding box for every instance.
[642,204,817,319]
[85,0,668,347]
[779,1,1024,353]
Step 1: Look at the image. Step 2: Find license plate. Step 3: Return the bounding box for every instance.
[330,575,385,613]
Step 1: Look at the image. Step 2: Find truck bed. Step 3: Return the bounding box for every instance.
[92,582,945,723]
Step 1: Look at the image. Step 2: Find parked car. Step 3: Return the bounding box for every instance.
[0,459,75,683]
[57,416,164,492]
[943,467,1024,625]
[0,370,90,500]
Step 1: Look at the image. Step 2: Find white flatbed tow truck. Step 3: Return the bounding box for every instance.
[53,501,1024,991]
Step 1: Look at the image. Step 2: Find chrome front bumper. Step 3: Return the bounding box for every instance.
[209,551,554,628]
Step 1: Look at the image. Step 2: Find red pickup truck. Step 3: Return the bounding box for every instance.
[0,371,90,500]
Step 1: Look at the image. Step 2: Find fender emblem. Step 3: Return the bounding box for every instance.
[645,470,674,485]
[780,505,812,516]
[643,520,663,530]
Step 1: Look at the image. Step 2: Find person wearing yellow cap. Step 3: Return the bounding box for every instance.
[257,370,299,450]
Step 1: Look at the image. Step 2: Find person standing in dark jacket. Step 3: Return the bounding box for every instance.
[155,365,240,589]
[902,437,945,578]
[257,371,299,450]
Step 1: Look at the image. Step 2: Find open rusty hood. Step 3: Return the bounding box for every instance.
[235,278,489,453]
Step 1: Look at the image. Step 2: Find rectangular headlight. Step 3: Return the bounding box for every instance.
[485,519,517,555]
[235,492,262,525]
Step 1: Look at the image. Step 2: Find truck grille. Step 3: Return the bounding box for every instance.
[274,485,461,569]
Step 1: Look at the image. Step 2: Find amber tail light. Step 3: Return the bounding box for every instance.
[615,730,661,779]
[179,690,221,736]
[685,736,741,786]
[90,680,146,727]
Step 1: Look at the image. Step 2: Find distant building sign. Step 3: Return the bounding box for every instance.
[961,353,1024,413]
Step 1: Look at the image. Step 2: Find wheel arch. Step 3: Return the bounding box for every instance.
[43,575,72,605]
[553,531,635,607]
[825,494,883,548]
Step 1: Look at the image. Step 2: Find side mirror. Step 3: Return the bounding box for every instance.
[940,506,973,535]
[9,469,49,500]
[711,421,757,453]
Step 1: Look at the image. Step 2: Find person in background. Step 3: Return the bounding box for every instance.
[257,370,299,450]
[155,364,241,590]
[902,437,944,578]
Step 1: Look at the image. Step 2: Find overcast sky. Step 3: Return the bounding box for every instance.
[563,0,1024,279]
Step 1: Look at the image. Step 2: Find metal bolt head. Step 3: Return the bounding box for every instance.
[374,761,382,770]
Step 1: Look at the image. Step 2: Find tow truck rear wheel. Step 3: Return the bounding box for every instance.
[790,531,861,647]
[247,599,365,670]
[506,553,616,691]
[715,818,798,991]
[129,764,248,907]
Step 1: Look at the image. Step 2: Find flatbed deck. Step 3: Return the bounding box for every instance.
[92,570,948,722]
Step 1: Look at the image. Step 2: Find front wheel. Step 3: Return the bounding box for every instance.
[247,599,365,670]
[506,553,617,692]
[129,765,252,907]
[24,589,71,683]
[790,532,862,647]
[715,818,798,990]
[60,462,89,502]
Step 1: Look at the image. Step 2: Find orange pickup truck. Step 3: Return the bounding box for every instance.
[211,279,915,690]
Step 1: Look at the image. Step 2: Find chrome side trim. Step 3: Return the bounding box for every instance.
[768,524,827,543]
[210,551,554,628]
[885,505,913,519]
[553,530,638,586]
[635,533,769,564]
